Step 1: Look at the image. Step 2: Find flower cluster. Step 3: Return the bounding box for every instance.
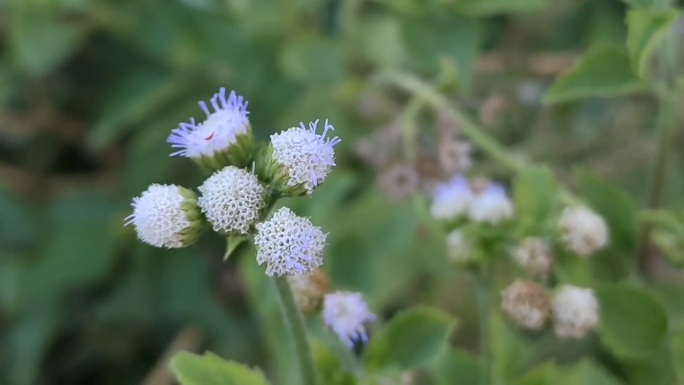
[125,88,373,348]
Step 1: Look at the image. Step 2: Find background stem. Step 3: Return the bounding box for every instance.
[477,267,493,385]
[272,276,319,385]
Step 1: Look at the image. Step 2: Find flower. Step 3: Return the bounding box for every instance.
[125,184,203,248]
[288,269,331,313]
[430,175,473,220]
[468,183,514,224]
[378,163,419,201]
[501,280,550,330]
[446,230,474,264]
[512,237,554,278]
[322,291,376,348]
[265,119,341,195]
[168,88,253,169]
[198,166,265,235]
[552,285,599,339]
[438,139,473,174]
[558,206,608,257]
[254,207,327,276]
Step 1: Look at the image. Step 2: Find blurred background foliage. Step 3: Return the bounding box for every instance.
[1,0,684,384]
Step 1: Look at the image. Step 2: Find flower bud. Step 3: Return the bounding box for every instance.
[168,88,254,170]
[501,279,550,330]
[468,183,514,224]
[288,269,331,314]
[430,175,473,221]
[254,207,327,276]
[125,184,204,248]
[552,285,599,339]
[198,166,265,235]
[512,237,553,279]
[322,291,376,348]
[258,119,340,196]
[558,206,608,257]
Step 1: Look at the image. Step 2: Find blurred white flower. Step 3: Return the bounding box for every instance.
[446,230,474,264]
[270,119,341,194]
[125,184,203,248]
[254,207,327,276]
[322,291,376,348]
[552,285,599,339]
[198,166,265,235]
[558,206,608,257]
[501,279,550,330]
[430,175,473,220]
[468,183,514,224]
[513,237,554,278]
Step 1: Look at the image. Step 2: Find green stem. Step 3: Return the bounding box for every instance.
[477,267,493,385]
[272,276,319,385]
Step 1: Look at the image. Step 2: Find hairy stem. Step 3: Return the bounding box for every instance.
[273,276,319,385]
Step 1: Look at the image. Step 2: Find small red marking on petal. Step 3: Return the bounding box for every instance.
[205,132,215,141]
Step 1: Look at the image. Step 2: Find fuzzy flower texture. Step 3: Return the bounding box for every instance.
[168,88,249,160]
[254,207,327,276]
[323,291,376,348]
[430,175,473,220]
[270,119,341,194]
[552,285,599,339]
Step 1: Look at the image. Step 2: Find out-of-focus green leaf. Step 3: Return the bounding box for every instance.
[515,362,560,385]
[596,283,668,358]
[624,347,676,385]
[376,0,433,15]
[9,8,89,77]
[492,315,532,380]
[451,0,546,16]
[626,8,678,78]
[365,306,456,371]
[513,165,558,233]
[311,338,356,385]
[672,325,684,383]
[4,310,61,385]
[544,48,646,104]
[0,187,36,246]
[280,36,343,84]
[401,13,480,88]
[557,360,621,385]
[169,351,270,385]
[433,348,480,385]
[621,0,665,8]
[356,15,407,68]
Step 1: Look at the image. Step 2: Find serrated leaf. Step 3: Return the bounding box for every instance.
[626,8,678,78]
[596,283,668,358]
[451,0,546,16]
[170,351,270,385]
[544,48,646,104]
[365,306,456,371]
[513,165,559,232]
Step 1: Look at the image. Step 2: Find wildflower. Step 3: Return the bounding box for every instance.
[168,88,253,170]
[446,230,474,264]
[378,163,419,201]
[430,175,473,220]
[438,140,472,174]
[552,285,599,339]
[512,237,553,279]
[125,184,203,248]
[468,183,514,224]
[501,280,550,330]
[288,269,330,314]
[254,207,327,276]
[198,166,265,235]
[558,206,608,257]
[261,119,341,196]
[322,291,376,348]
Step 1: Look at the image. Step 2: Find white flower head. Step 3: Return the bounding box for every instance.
[198,166,265,235]
[288,269,330,313]
[468,183,514,224]
[558,206,608,257]
[254,207,327,276]
[513,237,554,278]
[501,280,550,330]
[168,88,251,161]
[270,119,341,194]
[552,285,599,339]
[430,175,474,220]
[323,291,376,348]
[125,184,203,248]
[446,230,474,264]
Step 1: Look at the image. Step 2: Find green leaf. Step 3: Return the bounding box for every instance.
[365,306,456,371]
[558,360,622,385]
[513,165,559,233]
[544,47,646,104]
[596,283,668,358]
[280,36,343,84]
[169,351,270,385]
[451,0,546,16]
[433,349,480,385]
[672,326,684,383]
[626,8,678,78]
[311,339,356,385]
[621,0,665,8]
[401,13,480,88]
[224,234,248,260]
[515,362,560,385]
